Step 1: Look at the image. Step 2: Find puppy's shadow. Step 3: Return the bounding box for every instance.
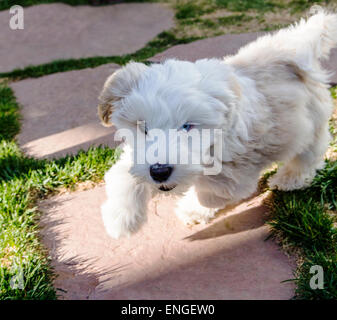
[184,202,268,241]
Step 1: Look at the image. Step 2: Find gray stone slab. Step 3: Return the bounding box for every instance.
[11,63,120,159]
[0,3,174,73]
[39,187,295,300]
[150,32,337,84]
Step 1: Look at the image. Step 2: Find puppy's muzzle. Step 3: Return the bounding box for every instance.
[150,163,173,183]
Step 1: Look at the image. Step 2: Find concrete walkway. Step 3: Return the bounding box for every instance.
[11,64,120,158]
[0,3,174,73]
[39,186,295,300]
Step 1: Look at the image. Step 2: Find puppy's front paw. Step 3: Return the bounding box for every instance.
[175,205,217,226]
[101,201,146,239]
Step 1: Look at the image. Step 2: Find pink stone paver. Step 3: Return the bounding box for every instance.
[150,32,337,84]
[39,186,295,300]
[0,3,174,73]
[11,64,120,159]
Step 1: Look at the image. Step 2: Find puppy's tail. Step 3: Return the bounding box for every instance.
[289,8,337,62]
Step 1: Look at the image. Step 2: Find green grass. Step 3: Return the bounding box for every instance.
[0,83,120,299]
[215,0,281,12]
[266,159,337,299]
[288,0,332,13]
[0,86,20,141]
[0,31,200,81]
[269,185,337,252]
[331,87,337,100]
[183,14,253,29]
[295,250,337,299]
[175,0,281,17]
[175,1,215,19]
[217,14,253,25]
[170,0,334,40]
[215,0,332,13]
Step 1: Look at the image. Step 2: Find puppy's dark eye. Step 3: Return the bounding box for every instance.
[180,123,194,132]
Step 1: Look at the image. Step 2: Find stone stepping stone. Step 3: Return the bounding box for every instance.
[150,32,337,84]
[0,3,174,73]
[39,186,295,300]
[11,64,119,159]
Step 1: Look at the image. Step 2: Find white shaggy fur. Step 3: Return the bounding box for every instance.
[99,10,337,238]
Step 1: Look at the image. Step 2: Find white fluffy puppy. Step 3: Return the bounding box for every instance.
[98,10,337,239]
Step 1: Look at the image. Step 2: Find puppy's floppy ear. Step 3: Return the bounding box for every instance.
[98,62,148,127]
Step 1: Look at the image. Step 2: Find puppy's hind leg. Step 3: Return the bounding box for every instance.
[175,186,222,225]
[269,124,330,191]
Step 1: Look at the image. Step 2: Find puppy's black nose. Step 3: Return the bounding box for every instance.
[150,163,173,183]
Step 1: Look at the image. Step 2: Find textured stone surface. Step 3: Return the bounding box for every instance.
[150,32,337,84]
[39,186,295,300]
[0,3,174,73]
[11,64,119,159]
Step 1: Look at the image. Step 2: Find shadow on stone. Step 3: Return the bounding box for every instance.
[92,228,294,300]
[184,204,268,241]
[39,195,127,299]
[38,187,295,299]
